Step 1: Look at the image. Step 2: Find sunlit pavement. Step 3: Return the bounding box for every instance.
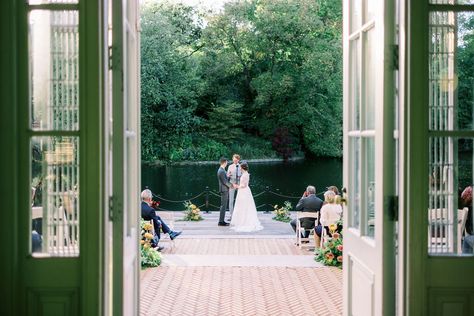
[140,212,342,316]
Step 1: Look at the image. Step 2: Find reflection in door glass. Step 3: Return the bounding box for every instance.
[350,137,361,229]
[365,137,375,237]
[29,10,79,131]
[429,11,474,131]
[428,138,473,256]
[428,11,474,256]
[31,137,79,257]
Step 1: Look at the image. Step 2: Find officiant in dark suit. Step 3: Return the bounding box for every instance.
[290,185,323,237]
[217,157,234,226]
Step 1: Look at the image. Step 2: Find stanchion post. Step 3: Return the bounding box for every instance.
[205,186,210,213]
[264,186,270,213]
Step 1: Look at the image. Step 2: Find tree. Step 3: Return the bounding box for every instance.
[140,0,343,162]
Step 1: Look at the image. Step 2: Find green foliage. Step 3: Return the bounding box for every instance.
[141,0,342,162]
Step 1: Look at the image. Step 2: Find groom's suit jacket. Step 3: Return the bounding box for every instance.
[295,194,323,229]
[217,167,232,193]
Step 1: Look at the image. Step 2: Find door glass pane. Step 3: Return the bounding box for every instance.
[428,137,473,256]
[350,0,362,34]
[350,38,361,131]
[429,11,474,131]
[31,136,79,257]
[364,0,375,23]
[29,10,79,131]
[350,137,361,229]
[28,0,78,4]
[365,137,376,237]
[364,28,376,130]
[430,0,474,4]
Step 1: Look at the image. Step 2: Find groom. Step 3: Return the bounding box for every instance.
[217,157,235,226]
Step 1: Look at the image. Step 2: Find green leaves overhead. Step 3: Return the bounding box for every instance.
[141,0,342,162]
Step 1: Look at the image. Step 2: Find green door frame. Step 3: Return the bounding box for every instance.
[0,0,20,314]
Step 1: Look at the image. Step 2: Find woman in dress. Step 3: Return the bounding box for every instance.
[230,161,263,232]
[316,190,343,237]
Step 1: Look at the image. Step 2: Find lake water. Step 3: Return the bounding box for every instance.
[142,158,342,212]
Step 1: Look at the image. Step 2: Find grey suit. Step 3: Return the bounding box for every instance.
[217,167,232,223]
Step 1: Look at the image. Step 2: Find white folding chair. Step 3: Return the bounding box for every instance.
[295,212,319,249]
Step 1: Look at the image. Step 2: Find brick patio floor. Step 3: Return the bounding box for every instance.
[140,213,342,316]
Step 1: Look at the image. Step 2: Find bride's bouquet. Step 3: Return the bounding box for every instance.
[272,201,292,222]
[183,201,204,221]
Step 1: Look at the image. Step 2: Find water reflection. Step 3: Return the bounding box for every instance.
[142,158,342,211]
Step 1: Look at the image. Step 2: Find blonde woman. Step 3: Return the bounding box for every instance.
[316,190,343,237]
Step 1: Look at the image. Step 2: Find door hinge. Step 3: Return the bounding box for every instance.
[108,46,114,70]
[108,46,121,70]
[386,195,398,221]
[109,195,122,221]
[393,44,399,70]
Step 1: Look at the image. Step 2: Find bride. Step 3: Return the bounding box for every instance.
[230,161,263,232]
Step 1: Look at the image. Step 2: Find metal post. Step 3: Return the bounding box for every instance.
[264,186,271,213]
[205,186,210,214]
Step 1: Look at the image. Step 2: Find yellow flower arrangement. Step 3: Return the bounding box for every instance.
[183,201,204,221]
[272,201,292,222]
[140,220,161,268]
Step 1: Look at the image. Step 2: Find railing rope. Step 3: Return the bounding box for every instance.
[147,186,330,211]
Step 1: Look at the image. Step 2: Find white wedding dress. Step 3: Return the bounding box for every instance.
[230,172,263,232]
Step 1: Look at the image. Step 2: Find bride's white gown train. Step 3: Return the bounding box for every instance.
[230,172,263,232]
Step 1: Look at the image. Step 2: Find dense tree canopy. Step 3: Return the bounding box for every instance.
[141,0,342,162]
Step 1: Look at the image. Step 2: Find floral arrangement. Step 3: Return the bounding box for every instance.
[183,201,204,221]
[140,220,161,268]
[272,201,292,222]
[315,224,343,268]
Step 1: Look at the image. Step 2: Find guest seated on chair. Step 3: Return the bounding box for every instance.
[290,185,324,240]
[463,234,474,254]
[141,189,182,251]
[315,190,343,238]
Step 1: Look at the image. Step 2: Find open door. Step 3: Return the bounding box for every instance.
[402,1,474,315]
[107,0,141,314]
[343,0,397,315]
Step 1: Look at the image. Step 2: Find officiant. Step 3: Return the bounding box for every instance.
[227,154,241,220]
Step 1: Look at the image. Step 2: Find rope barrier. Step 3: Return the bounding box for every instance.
[152,191,205,203]
[150,188,327,212]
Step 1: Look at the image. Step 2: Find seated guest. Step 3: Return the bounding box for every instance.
[316,190,343,237]
[32,230,42,253]
[460,186,473,235]
[463,234,474,254]
[141,189,182,249]
[290,185,324,239]
[327,185,340,196]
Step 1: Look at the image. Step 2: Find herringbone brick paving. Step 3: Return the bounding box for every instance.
[161,238,313,255]
[140,238,342,315]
